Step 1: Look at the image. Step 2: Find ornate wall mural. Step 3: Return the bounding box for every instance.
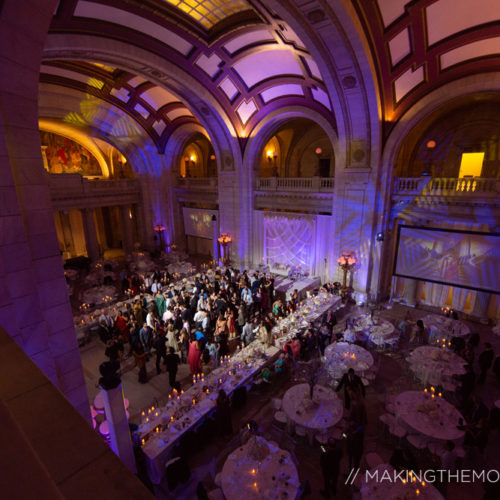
[40,131,103,176]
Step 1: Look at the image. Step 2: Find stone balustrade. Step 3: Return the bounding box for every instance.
[394,177,500,198]
[255,176,335,192]
[47,173,140,209]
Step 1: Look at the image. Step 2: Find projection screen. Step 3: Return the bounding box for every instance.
[393,225,500,294]
[182,208,218,239]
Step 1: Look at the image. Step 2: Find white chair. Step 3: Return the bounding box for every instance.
[295,425,307,436]
[274,411,287,427]
[390,424,407,440]
[379,413,396,428]
[272,398,282,410]
[315,431,329,445]
[365,452,383,469]
[407,434,428,450]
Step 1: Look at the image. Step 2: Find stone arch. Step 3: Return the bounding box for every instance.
[242,106,339,266]
[42,33,241,168]
[264,0,381,170]
[371,73,500,299]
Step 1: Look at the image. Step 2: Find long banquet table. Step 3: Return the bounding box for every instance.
[140,291,342,483]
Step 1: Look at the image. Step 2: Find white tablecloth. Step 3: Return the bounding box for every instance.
[407,346,467,387]
[221,437,299,500]
[422,314,470,340]
[324,342,374,379]
[141,346,279,483]
[394,391,465,441]
[361,464,443,500]
[347,315,397,346]
[282,383,343,430]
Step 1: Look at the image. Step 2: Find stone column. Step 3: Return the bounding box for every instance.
[119,205,133,255]
[472,292,491,324]
[81,208,99,262]
[403,278,418,307]
[0,0,90,422]
[100,382,136,473]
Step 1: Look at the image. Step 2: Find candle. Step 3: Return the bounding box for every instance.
[141,438,145,445]
[251,469,256,475]
[192,398,196,405]
[146,417,149,423]
[416,489,420,496]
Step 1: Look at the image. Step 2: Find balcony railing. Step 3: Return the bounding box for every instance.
[48,173,139,195]
[394,177,500,198]
[175,177,218,189]
[255,177,335,192]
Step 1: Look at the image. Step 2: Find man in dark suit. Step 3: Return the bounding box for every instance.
[320,437,343,498]
[336,368,365,409]
[478,342,494,384]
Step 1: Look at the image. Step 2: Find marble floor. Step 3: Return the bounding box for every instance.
[78,303,500,500]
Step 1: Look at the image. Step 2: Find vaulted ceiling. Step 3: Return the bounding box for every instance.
[41,0,500,152]
[43,0,334,151]
[353,0,500,130]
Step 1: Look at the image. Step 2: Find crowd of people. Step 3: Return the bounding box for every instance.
[97,268,343,389]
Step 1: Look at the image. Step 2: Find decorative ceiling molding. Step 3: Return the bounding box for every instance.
[48,0,335,140]
[353,0,500,132]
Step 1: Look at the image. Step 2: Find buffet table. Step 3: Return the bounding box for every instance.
[221,437,299,500]
[324,342,374,379]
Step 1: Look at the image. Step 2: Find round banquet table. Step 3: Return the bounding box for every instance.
[394,391,465,441]
[221,437,299,500]
[422,314,470,340]
[351,315,397,346]
[360,464,443,500]
[324,342,374,379]
[407,346,467,387]
[282,383,343,433]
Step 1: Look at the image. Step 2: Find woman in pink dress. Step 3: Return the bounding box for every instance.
[187,336,202,374]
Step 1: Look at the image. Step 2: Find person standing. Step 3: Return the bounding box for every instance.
[320,438,343,498]
[336,368,365,409]
[132,342,147,384]
[187,335,202,375]
[478,342,494,384]
[165,347,180,390]
[153,332,167,375]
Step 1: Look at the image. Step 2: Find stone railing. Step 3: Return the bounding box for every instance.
[175,177,218,189]
[48,173,140,209]
[394,177,500,198]
[255,176,335,192]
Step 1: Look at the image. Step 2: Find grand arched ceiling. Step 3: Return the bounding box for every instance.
[45,0,335,148]
[353,0,500,133]
[40,61,200,151]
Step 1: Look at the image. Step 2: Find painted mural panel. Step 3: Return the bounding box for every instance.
[40,131,103,176]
